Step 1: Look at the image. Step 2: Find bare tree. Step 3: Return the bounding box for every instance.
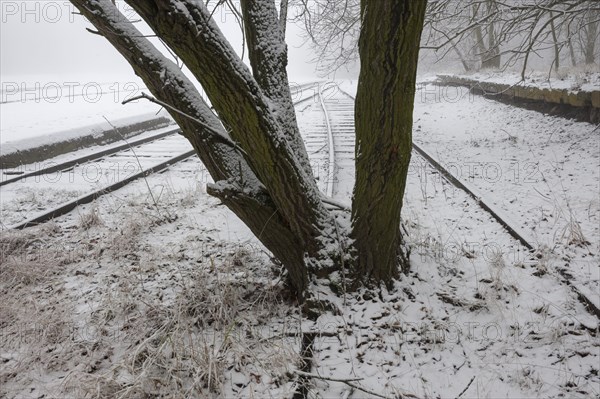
[297,0,361,75]
[424,0,600,76]
[303,0,600,75]
[70,0,427,302]
[580,9,599,64]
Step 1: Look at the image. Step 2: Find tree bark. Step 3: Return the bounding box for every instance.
[239,0,313,179]
[351,0,426,282]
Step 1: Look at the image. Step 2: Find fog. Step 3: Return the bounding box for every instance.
[0,1,334,82]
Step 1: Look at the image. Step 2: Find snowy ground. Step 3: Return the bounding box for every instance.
[0,75,168,155]
[410,82,599,309]
[1,81,598,398]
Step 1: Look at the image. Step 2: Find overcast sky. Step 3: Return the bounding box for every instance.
[0,1,351,82]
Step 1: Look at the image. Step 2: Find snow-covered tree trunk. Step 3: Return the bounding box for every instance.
[71,0,426,298]
[71,0,325,295]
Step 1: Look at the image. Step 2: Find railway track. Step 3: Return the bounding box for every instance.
[297,84,355,198]
[0,82,323,230]
[1,133,196,229]
[3,80,597,321]
[0,126,182,186]
[299,84,599,321]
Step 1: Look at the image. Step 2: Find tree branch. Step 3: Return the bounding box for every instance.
[279,0,289,39]
[123,92,246,155]
[239,0,314,178]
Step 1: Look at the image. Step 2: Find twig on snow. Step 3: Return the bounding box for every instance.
[456,376,476,398]
[293,370,420,399]
[293,369,363,383]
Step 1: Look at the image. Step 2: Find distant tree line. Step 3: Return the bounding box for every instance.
[299,0,600,77]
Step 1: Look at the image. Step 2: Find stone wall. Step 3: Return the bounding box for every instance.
[436,75,599,124]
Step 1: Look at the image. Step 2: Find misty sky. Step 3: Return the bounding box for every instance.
[0,1,347,81]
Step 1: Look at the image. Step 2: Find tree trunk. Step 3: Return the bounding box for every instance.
[450,39,473,73]
[70,0,327,296]
[584,13,599,64]
[482,0,500,69]
[351,0,426,283]
[550,13,561,72]
[472,10,487,70]
[568,37,578,66]
[124,1,343,275]
[71,0,427,297]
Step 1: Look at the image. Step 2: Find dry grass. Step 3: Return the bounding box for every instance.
[1,187,301,398]
[0,230,76,398]
[57,245,298,398]
[107,218,145,257]
[0,231,57,289]
[561,218,590,247]
[79,206,103,230]
[2,234,299,398]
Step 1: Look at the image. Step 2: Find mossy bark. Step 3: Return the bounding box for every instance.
[351,0,426,282]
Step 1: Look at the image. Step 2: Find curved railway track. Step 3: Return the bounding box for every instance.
[298,84,355,199]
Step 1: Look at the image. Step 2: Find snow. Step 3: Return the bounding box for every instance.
[0,76,168,151]
[4,151,594,398]
[412,81,599,308]
[1,78,598,398]
[438,70,600,93]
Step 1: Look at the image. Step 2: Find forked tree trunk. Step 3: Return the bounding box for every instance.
[71,0,425,297]
[351,0,426,282]
[70,0,312,295]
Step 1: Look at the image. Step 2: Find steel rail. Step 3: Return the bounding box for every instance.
[317,85,337,198]
[0,127,181,186]
[6,84,323,230]
[336,86,599,321]
[10,150,196,229]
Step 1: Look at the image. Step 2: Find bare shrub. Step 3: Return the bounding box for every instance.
[107,218,145,257]
[562,218,590,247]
